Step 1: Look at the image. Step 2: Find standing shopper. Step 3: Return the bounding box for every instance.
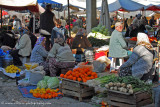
[127,16,133,27]
[40,4,56,51]
[51,19,68,45]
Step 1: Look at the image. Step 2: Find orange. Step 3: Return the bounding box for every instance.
[44,94,49,99]
[73,77,76,81]
[46,89,51,93]
[64,75,67,78]
[48,95,52,99]
[82,78,87,82]
[29,89,34,93]
[60,74,64,78]
[41,94,45,99]
[52,94,56,98]
[77,78,82,82]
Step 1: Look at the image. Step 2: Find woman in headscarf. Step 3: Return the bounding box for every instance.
[11,27,31,66]
[48,38,75,77]
[30,37,49,75]
[119,33,156,81]
[30,37,48,63]
[72,28,92,54]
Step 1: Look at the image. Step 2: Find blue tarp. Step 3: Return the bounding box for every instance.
[37,0,63,11]
[37,0,60,4]
[98,0,145,12]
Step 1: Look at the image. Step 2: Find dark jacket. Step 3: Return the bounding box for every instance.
[28,17,40,33]
[1,31,16,48]
[72,34,91,54]
[40,10,55,34]
[149,19,155,27]
[51,26,68,45]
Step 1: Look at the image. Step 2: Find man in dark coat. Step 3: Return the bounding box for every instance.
[149,16,155,27]
[40,4,56,51]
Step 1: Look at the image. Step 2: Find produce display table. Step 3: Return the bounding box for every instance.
[59,77,95,101]
[125,38,158,48]
[106,90,152,107]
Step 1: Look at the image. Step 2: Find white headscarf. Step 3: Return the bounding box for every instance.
[137,33,150,44]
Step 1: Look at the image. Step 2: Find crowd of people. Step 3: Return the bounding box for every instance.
[0,4,159,82]
[109,14,159,82]
[0,4,91,77]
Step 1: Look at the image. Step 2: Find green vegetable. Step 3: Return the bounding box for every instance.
[97,75,152,94]
[91,24,110,36]
[88,37,109,47]
[47,77,59,89]
[43,76,50,82]
[37,80,47,89]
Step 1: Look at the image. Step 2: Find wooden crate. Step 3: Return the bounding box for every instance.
[59,78,95,101]
[106,90,152,107]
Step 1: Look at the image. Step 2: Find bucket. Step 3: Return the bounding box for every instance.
[3,54,13,68]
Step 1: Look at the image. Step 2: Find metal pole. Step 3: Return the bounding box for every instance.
[1,8,2,29]
[33,14,35,34]
[158,44,160,83]
[67,0,71,37]
[58,11,60,19]
[64,10,65,19]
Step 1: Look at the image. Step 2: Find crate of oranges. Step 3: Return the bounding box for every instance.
[59,67,96,101]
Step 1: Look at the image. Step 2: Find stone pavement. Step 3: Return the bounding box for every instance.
[0,70,156,107]
[0,72,95,107]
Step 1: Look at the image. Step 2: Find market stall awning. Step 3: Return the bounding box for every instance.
[108,0,145,12]
[0,0,39,12]
[144,4,160,11]
[38,0,63,11]
[2,10,8,16]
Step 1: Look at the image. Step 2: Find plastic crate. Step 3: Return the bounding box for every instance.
[25,70,45,85]
[73,54,85,62]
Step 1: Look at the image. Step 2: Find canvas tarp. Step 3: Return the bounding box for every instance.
[0,0,39,12]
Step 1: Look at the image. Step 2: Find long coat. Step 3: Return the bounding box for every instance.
[15,34,31,56]
[109,30,128,58]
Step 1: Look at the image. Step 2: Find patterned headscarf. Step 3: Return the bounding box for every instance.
[76,28,87,36]
[34,37,45,47]
[54,37,65,46]
[137,33,152,49]
[18,27,29,35]
[137,33,150,44]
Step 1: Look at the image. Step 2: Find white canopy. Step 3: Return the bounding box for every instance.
[51,0,102,9]
[0,0,39,12]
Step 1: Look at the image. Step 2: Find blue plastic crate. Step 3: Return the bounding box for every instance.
[73,54,85,62]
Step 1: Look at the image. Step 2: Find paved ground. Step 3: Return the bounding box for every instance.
[0,71,96,107]
[0,70,156,107]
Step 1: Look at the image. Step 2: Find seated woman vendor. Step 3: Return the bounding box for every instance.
[119,33,156,81]
[72,28,92,54]
[30,37,49,74]
[48,38,75,77]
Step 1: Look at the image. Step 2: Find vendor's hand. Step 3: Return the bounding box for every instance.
[130,48,133,52]
[12,48,16,50]
[117,68,120,74]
